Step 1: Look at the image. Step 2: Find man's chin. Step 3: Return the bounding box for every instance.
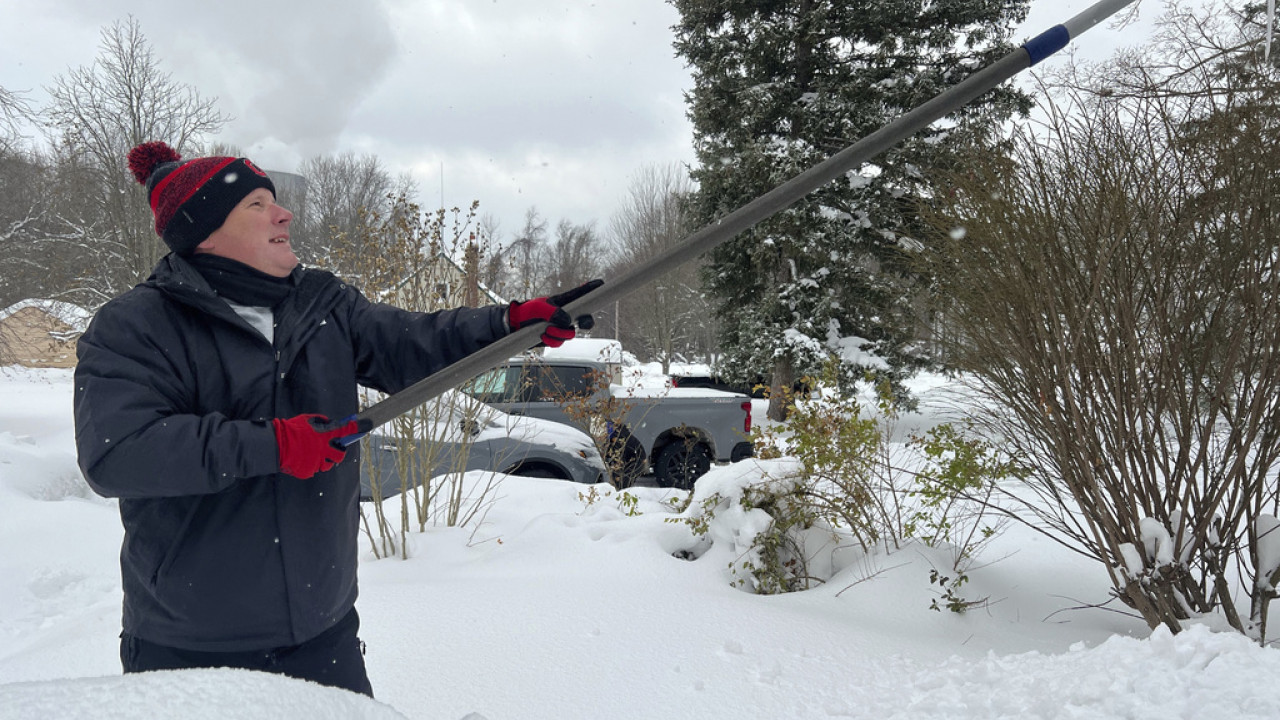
[276,249,300,271]
[261,253,299,278]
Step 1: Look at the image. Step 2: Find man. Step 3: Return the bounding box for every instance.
[74,141,598,696]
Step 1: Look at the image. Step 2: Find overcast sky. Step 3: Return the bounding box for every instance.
[0,0,1171,240]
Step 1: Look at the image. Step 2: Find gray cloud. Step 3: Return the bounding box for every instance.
[0,0,1160,233]
[146,0,400,169]
[0,0,694,228]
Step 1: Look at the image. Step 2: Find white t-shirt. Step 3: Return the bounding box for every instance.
[224,300,274,344]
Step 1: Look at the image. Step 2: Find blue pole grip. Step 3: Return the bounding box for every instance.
[1023,25,1070,66]
[312,413,371,448]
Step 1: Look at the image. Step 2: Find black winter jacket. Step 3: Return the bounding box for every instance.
[74,254,508,651]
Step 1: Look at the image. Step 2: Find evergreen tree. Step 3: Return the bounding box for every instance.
[671,0,1031,417]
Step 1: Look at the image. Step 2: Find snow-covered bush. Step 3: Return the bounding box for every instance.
[668,458,828,594]
[672,370,1017,610]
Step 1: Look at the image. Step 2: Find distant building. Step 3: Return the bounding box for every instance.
[0,300,92,368]
[267,170,307,215]
[381,250,504,312]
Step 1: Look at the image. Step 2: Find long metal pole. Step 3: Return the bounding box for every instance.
[354,0,1137,432]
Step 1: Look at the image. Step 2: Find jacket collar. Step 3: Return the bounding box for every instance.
[144,254,326,346]
[145,253,239,318]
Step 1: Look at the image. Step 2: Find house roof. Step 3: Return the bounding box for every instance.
[0,300,92,333]
[387,250,505,305]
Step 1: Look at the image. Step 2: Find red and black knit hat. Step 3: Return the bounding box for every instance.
[127,141,276,255]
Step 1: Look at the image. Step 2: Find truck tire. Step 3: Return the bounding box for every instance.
[503,461,570,481]
[653,441,712,491]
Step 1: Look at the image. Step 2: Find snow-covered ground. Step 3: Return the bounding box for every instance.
[3,365,1280,719]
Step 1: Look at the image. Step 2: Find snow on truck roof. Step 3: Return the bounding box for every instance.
[535,338,625,364]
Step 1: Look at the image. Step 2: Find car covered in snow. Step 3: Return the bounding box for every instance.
[358,390,606,501]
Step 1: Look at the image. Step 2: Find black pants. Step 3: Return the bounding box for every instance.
[120,608,373,697]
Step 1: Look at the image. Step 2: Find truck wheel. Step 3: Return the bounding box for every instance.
[653,441,712,491]
[504,462,569,480]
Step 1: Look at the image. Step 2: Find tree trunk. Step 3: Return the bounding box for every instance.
[767,354,795,422]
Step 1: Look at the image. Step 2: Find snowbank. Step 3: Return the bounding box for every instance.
[0,668,407,720]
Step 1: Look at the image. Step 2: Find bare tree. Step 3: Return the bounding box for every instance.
[42,16,227,300]
[296,153,376,256]
[926,1,1280,640]
[607,163,715,370]
[0,86,33,153]
[544,219,601,295]
[475,212,510,299]
[0,121,52,363]
[294,152,396,274]
[0,148,50,304]
[0,89,100,310]
[508,207,548,298]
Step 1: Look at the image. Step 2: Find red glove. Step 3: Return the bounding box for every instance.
[273,413,359,479]
[508,279,603,347]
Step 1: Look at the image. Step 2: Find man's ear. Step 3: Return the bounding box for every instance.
[193,235,218,254]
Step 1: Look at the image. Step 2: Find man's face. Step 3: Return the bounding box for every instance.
[194,188,298,277]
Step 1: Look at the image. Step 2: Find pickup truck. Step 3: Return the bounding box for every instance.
[460,340,753,490]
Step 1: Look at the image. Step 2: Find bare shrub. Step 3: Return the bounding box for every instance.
[924,3,1280,637]
[334,194,507,559]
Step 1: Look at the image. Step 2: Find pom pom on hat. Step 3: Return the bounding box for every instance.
[127,141,182,185]
[128,141,276,256]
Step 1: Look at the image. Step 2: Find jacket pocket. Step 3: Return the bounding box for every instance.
[149,498,205,591]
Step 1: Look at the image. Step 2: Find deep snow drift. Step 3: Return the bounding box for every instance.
[2,365,1280,719]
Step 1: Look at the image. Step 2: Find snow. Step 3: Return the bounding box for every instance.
[828,333,890,371]
[1256,515,1280,590]
[2,670,407,720]
[539,337,627,364]
[4,365,1280,718]
[1140,516,1175,568]
[620,386,746,399]
[0,299,93,333]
